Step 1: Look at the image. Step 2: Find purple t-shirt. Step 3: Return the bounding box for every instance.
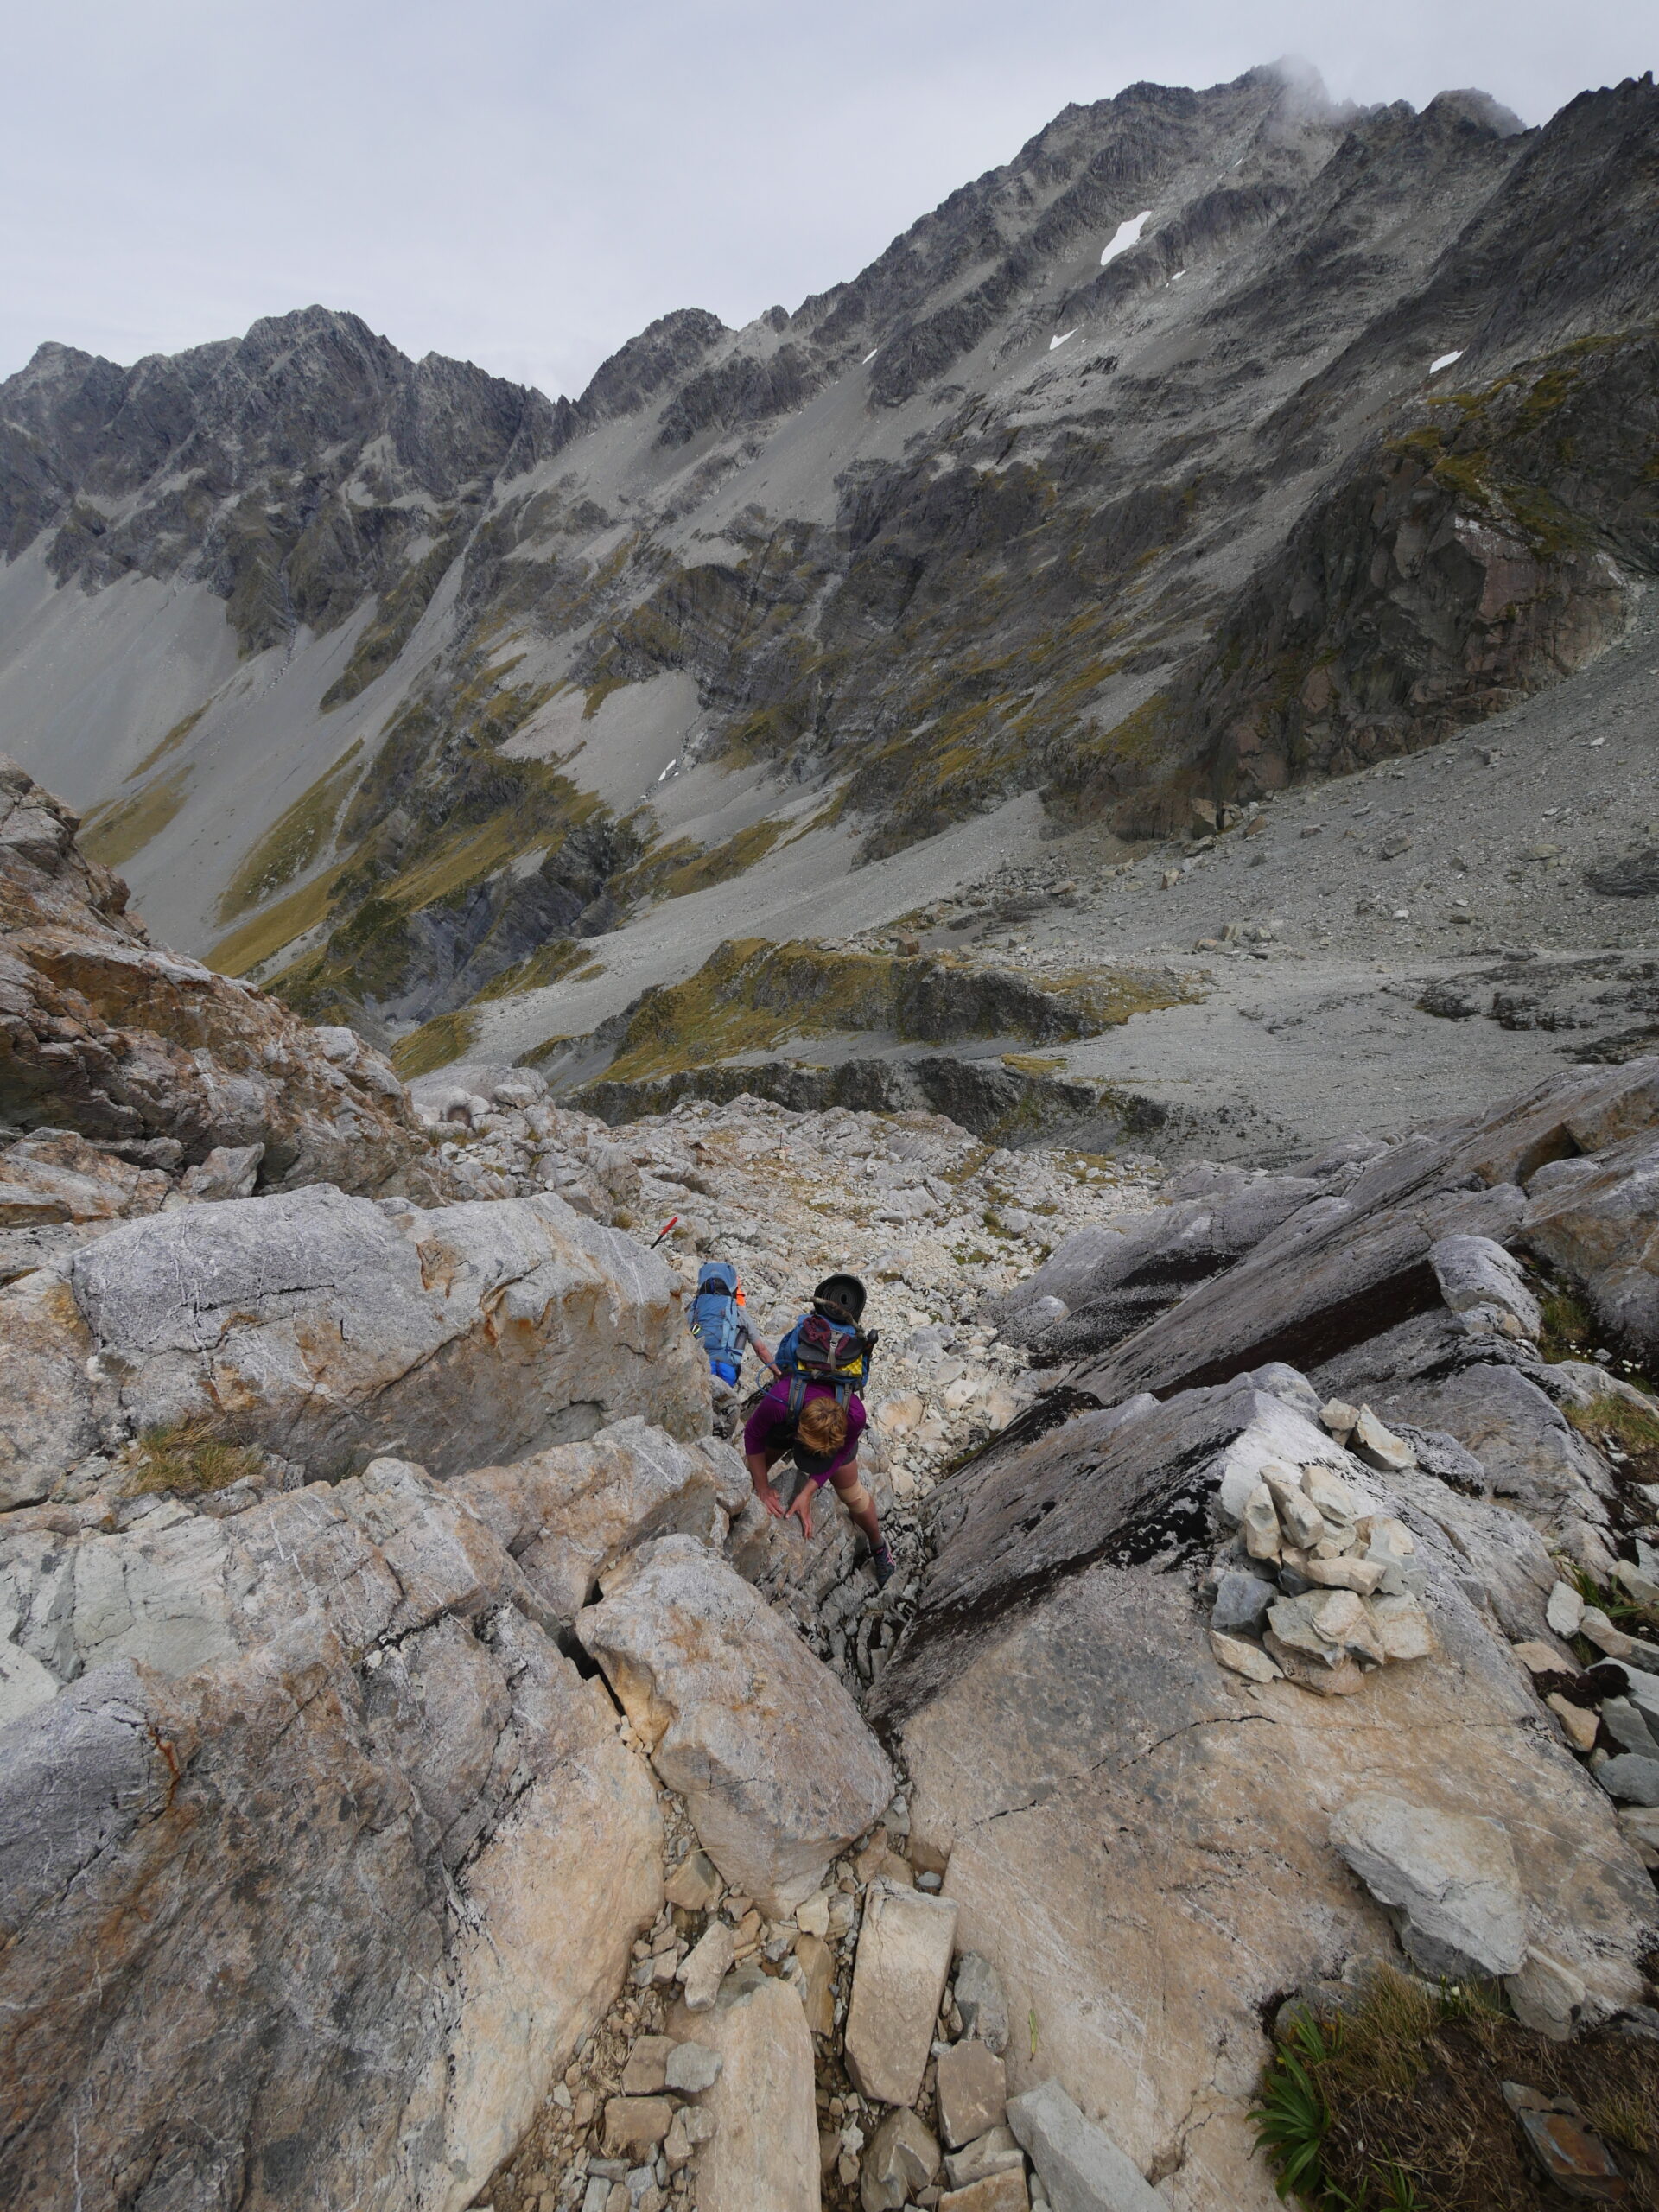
[744,1376,866,1484]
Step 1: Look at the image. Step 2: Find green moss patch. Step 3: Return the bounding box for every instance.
[82,766,194,868]
[217,742,363,924]
[615,817,786,905]
[391,1007,480,1078]
[600,939,1198,1084]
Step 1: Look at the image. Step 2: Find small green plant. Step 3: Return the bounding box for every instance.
[1537,1286,1594,1363]
[1251,2014,1335,2202]
[126,1419,263,1498]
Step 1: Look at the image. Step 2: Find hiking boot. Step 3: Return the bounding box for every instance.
[871,1542,898,1591]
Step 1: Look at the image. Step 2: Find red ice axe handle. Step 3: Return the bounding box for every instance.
[650,1217,680,1249]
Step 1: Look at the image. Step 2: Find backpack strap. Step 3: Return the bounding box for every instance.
[785,1373,808,1426]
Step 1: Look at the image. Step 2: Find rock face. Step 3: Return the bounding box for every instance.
[0,757,427,1191]
[0,1451,663,2212]
[576,1535,893,1910]
[873,1365,1655,2210]
[0,1182,709,1504]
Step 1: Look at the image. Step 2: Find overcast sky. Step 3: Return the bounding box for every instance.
[2,1,1651,401]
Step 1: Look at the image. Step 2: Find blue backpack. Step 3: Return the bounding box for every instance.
[690,1262,743,1367]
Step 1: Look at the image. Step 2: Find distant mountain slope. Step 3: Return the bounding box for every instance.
[2,62,1656,1050]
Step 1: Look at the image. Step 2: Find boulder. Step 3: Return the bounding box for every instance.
[672,1970,820,2212]
[454,1421,749,1624]
[27,1182,708,1491]
[863,2107,942,2211]
[1523,1127,1659,1361]
[0,755,428,1192]
[945,2126,1027,2190]
[941,2176,1029,2211]
[938,2038,1009,2147]
[0,1552,660,2212]
[576,1535,893,1910]
[955,1952,1011,2055]
[1006,2080,1165,2212]
[844,1876,959,2107]
[1328,1793,1528,1979]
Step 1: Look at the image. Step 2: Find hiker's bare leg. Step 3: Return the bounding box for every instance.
[830,1460,880,1545]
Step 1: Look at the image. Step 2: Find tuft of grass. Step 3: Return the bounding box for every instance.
[1538,1285,1595,1363]
[1253,1969,1503,2210]
[1586,2087,1657,2157]
[126,1418,263,1498]
[1565,1390,1659,1456]
[1251,2014,1335,2203]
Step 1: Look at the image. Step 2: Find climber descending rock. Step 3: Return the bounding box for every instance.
[744,1272,898,1587]
[686,1260,774,1435]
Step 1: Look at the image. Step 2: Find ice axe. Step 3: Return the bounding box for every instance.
[649,1216,680,1249]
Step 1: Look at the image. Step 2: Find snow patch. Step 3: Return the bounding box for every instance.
[1100,211,1153,267]
[1049,330,1077,352]
[862,349,879,365]
[1429,350,1465,375]
[1171,270,1186,282]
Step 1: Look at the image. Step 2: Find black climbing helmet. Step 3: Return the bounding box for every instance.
[812,1273,867,1325]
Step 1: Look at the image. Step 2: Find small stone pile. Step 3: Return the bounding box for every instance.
[1207,1402,1437,1695]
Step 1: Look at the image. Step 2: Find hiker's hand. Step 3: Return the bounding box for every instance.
[785,1484,815,1541]
[748,1458,785,1517]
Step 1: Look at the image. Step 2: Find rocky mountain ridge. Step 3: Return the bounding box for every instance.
[3,65,1656,1069]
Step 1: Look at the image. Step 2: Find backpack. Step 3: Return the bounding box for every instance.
[689,1262,743,1363]
[773,1308,874,1414]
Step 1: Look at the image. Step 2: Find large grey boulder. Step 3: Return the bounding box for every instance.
[1523,1127,1659,1362]
[1027,1179,1331,1365]
[844,1878,960,2106]
[0,1460,663,2212]
[577,1535,893,1911]
[23,1183,709,1491]
[1328,1793,1529,1979]
[874,1375,1653,2212]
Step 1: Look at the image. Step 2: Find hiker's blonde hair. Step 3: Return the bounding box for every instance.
[798,1397,849,1455]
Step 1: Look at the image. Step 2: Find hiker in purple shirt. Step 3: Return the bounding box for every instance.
[742,1273,897,1588]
